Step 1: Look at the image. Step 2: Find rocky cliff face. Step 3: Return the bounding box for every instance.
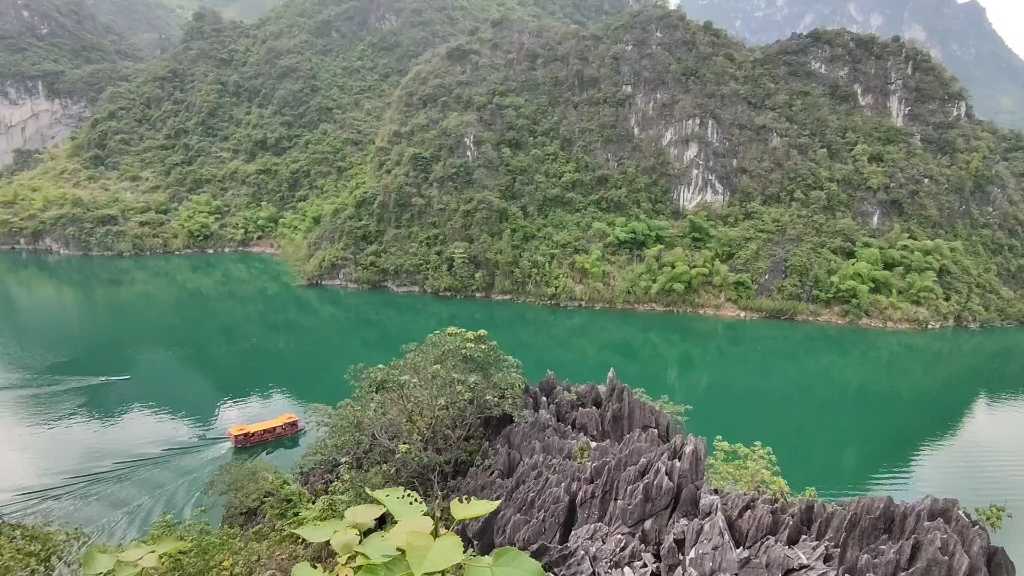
[681,0,1024,129]
[459,372,1017,576]
[0,80,88,169]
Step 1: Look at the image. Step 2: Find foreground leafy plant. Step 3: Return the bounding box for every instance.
[289,487,539,576]
[83,537,187,575]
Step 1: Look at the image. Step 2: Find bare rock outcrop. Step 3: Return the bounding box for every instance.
[459,371,1016,576]
[0,80,89,169]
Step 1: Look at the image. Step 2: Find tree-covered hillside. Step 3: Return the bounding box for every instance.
[2,0,1023,326]
[0,0,186,101]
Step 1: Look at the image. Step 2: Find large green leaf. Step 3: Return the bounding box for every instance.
[352,555,375,567]
[464,548,545,576]
[353,532,399,564]
[355,566,386,576]
[83,549,117,575]
[291,519,349,543]
[151,537,188,555]
[292,562,330,576]
[368,488,428,521]
[385,516,434,548]
[382,556,414,576]
[330,527,361,557]
[463,555,493,576]
[112,562,142,576]
[404,532,464,576]
[450,497,501,521]
[137,553,161,569]
[345,504,388,531]
[355,557,412,576]
[117,543,155,563]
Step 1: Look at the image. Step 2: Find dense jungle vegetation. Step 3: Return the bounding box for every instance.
[1,0,1023,326]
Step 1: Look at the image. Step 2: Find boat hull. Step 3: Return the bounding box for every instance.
[230,426,302,447]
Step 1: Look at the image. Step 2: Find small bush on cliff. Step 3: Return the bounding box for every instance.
[633,387,690,428]
[299,328,526,499]
[706,437,816,499]
[974,503,1012,532]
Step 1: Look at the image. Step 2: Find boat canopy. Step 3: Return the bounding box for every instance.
[227,413,299,436]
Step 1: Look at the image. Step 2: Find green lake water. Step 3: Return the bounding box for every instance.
[0,252,1022,558]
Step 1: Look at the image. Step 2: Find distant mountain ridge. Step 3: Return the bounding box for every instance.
[681,0,1024,129]
[0,0,281,170]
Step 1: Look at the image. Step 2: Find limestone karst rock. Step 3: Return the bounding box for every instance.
[459,371,1016,576]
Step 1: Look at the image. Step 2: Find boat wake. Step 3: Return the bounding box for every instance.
[0,376,310,542]
[0,439,233,541]
[0,374,132,396]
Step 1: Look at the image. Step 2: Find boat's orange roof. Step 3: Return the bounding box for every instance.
[228,413,299,436]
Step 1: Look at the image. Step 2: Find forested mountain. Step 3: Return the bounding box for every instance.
[681,0,1024,130]
[0,0,281,170]
[2,0,1024,327]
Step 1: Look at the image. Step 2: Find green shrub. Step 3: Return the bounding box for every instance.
[0,522,85,576]
[973,503,1012,532]
[572,442,591,464]
[299,328,526,497]
[706,437,816,499]
[207,461,312,528]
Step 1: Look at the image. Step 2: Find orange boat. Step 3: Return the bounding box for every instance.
[227,413,302,447]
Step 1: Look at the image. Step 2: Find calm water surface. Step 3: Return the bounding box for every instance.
[0,252,1022,558]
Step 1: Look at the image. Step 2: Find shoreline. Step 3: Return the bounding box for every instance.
[318,277,951,331]
[0,242,282,257]
[1,243,961,331]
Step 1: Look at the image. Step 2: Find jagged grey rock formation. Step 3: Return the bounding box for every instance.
[459,371,1016,576]
[0,80,89,168]
[679,0,1024,129]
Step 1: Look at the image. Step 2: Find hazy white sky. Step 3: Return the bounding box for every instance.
[966,0,1024,58]
[670,0,1024,58]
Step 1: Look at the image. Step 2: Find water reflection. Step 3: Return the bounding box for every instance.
[863,392,1024,553]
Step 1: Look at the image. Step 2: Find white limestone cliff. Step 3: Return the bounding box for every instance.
[0,81,89,169]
